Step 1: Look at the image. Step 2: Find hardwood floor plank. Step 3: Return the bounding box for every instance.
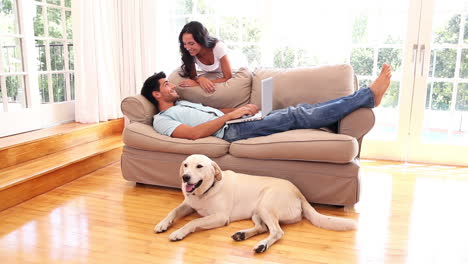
[1,160,468,263]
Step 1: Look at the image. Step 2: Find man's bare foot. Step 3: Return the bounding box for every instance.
[369,64,392,107]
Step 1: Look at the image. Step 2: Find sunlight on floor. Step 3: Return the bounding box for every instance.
[1,160,468,263]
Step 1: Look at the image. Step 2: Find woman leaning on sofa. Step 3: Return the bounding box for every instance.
[177,21,233,93]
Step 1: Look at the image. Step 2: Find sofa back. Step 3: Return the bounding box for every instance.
[121,64,358,125]
[250,64,357,109]
[168,67,252,109]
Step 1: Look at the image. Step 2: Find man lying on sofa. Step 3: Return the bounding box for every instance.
[141,64,392,142]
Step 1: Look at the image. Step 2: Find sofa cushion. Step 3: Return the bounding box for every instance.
[121,94,157,125]
[250,64,356,109]
[167,67,252,108]
[229,129,358,164]
[123,122,230,158]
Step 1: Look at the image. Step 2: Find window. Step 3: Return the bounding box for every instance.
[170,0,405,107]
[0,0,26,112]
[172,0,264,69]
[170,0,407,142]
[171,0,464,113]
[1,0,75,136]
[34,0,74,103]
[1,0,74,113]
[426,14,468,112]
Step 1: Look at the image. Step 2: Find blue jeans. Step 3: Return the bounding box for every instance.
[222,86,375,142]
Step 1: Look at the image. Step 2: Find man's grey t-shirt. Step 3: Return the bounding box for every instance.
[153,100,227,138]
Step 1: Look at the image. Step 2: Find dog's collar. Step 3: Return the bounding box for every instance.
[201,180,216,196]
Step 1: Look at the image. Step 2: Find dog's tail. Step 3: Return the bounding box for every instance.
[301,197,357,231]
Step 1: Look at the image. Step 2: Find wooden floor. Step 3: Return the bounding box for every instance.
[1,159,468,264]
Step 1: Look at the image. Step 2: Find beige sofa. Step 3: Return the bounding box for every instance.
[120,64,375,206]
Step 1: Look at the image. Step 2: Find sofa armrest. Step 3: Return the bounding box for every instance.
[338,108,375,139]
[121,95,157,126]
[338,108,375,157]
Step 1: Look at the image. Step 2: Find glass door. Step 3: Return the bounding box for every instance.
[407,0,468,165]
[0,0,42,136]
[0,0,75,137]
[355,0,422,161]
[360,0,468,166]
[168,0,466,165]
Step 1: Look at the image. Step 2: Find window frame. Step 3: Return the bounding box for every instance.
[0,0,75,137]
[0,0,29,112]
[34,0,74,104]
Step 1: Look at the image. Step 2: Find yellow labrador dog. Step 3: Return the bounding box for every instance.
[155,154,357,253]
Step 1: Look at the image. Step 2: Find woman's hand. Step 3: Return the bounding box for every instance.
[196,76,215,93]
[178,79,199,87]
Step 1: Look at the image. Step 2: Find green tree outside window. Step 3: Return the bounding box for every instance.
[426,82,453,110]
[456,83,468,111]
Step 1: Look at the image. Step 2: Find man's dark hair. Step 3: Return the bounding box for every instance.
[141,71,166,110]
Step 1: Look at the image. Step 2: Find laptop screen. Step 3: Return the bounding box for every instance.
[261,77,273,118]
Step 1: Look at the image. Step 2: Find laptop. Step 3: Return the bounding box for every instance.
[226,77,273,124]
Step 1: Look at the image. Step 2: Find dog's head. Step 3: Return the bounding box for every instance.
[179,154,222,196]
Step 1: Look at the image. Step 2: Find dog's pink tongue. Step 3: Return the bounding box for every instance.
[186,184,195,192]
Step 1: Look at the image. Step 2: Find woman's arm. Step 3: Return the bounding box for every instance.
[210,55,232,83]
[178,55,233,92]
[194,55,232,92]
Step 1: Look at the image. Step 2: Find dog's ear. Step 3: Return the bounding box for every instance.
[179,160,186,178]
[211,161,222,181]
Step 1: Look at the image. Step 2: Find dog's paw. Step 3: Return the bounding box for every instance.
[231,232,246,241]
[154,220,171,233]
[254,243,268,253]
[168,229,187,241]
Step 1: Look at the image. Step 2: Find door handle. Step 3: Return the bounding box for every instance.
[413,44,418,65]
[420,44,426,76]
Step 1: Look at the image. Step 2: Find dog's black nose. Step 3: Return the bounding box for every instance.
[182,174,191,182]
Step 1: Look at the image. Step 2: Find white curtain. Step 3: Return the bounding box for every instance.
[72,0,167,123]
